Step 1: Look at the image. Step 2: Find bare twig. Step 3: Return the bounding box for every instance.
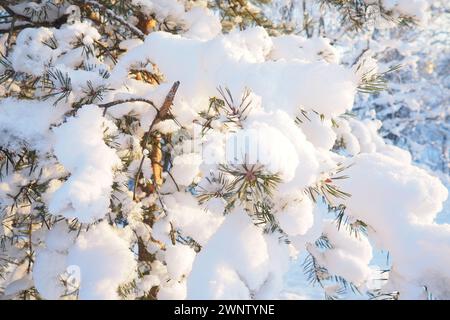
[156,81,180,123]
[167,170,180,192]
[351,42,370,67]
[98,98,158,116]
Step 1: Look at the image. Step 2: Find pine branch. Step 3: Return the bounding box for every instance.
[0,52,15,85]
[219,163,282,203]
[0,1,69,30]
[304,237,363,299]
[199,86,253,134]
[70,0,145,39]
[357,64,402,93]
[295,108,311,124]
[42,69,72,106]
[302,250,328,286]
[99,98,158,116]
[196,172,235,204]
[0,2,33,22]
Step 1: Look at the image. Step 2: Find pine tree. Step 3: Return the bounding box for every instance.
[0,0,447,301]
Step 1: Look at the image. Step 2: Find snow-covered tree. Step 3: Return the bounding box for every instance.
[0,0,448,300]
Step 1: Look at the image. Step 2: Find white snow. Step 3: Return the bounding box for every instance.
[0,98,67,152]
[187,211,271,299]
[170,153,203,186]
[335,153,449,298]
[66,222,136,300]
[111,27,357,120]
[165,244,196,280]
[48,105,121,223]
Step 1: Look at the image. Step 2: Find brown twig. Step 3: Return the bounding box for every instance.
[98,97,158,116]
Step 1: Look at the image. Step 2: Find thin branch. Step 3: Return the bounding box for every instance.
[98,98,158,116]
[0,19,34,33]
[132,155,146,201]
[4,17,15,55]
[166,166,180,192]
[351,45,369,67]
